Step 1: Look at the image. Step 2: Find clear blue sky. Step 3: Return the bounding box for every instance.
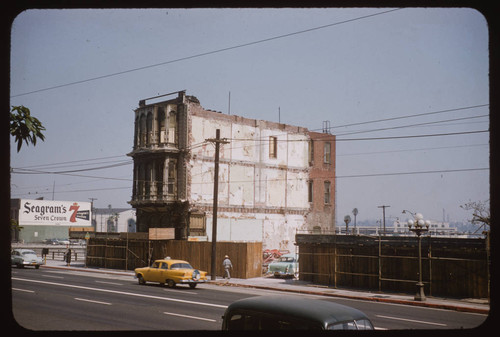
[10,8,489,225]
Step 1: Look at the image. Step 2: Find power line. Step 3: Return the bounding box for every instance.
[10,8,402,98]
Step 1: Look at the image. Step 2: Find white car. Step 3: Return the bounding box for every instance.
[11,249,44,269]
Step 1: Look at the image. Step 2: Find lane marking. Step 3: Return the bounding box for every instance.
[75,298,112,305]
[163,312,217,322]
[95,280,123,286]
[12,277,228,309]
[164,289,198,295]
[376,314,447,327]
[12,288,35,293]
[41,274,64,279]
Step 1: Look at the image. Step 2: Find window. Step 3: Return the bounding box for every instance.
[167,160,176,195]
[146,112,153,145]
[308,180,313,203]
[324,181,331,204]
[324,142,331,164]
[269,136,277,158]
[308,140,314,165]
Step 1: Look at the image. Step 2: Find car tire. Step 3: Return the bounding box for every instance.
[138,275,146,285]
[167,279,176,288]
[17,264,24,269]
[189,283,197,289]
[35,265,40,269]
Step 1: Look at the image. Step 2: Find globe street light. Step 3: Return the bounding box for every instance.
[403,210,430,301]
[344,215,351,235]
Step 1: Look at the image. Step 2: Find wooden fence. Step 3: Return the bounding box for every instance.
[296,234,489,299]
[86,237,262,279]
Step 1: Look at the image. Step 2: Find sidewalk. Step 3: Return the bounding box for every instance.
[39,259,489,315]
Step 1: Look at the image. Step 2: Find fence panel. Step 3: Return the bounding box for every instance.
[296,235,488,299]
[86,238,262,279]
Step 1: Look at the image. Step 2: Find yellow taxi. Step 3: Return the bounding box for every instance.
[134,257,208,289]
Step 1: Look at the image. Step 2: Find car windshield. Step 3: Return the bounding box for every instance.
[170,263,193,269]
[22,251,36,256]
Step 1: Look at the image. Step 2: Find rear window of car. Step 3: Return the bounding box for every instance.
[170,263,192,269]
[328,319,373,330]
[226,313,321,330]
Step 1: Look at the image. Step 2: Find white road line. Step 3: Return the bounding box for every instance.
[376,314,447,327]
[75,298,112,305]
[163,289,198,295]
[12,288,35,293]
[163,312,216,322]
[13,277,228,309]
[95,280,123,286]
[41,274,64,279]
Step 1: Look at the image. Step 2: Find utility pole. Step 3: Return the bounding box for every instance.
[206,129,229,280]
[88,198,98,231]
[378,205,390,235]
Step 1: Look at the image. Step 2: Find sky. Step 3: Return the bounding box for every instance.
[9,8,489,226]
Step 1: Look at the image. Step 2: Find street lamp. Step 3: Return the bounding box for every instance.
[344,215,351,235]
[403,210,431,301]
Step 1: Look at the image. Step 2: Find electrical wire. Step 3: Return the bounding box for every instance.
[10,8,402,98]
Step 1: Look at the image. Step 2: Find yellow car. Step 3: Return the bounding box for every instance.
[134,258,208,289]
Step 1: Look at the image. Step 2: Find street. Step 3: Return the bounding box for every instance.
[11,267,488,330]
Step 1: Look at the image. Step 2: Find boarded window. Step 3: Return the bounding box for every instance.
[269,136,277,158]
[190,214,206,236]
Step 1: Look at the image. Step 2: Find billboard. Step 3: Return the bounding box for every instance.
[19,199,92,226]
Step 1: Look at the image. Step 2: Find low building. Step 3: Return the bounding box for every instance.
[93,208,136,233]
[128,91,336,252]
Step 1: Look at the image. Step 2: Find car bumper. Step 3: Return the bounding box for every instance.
[178,279,208,284]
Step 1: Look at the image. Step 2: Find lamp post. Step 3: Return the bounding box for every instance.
[344,215,351,235]
[403,210,430,301]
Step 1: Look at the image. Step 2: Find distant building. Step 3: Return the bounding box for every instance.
[128,91,336,252]
[393,220,458,237]
[93,208,136,233]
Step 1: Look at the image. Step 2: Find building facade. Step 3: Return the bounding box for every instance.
[128,91,335,252]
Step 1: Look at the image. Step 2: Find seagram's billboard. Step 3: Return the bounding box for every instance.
[19,199,92,226]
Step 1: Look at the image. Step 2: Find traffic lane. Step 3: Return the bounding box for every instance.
[13,269,488,330]
[319,296,488,330]
[12,276,226,330]
[17,268,247,308]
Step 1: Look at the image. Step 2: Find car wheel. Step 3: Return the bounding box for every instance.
[17,263,24,269]
[35,265,40,269]
[167,279,176,288]
[138,275,146,285]
[189,283,197,289]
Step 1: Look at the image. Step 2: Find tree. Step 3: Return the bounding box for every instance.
[460,200,490,233]
[10,105,46,152]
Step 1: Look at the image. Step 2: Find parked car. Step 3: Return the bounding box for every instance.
[11,249,44,269]
[134,258,208,289]
[222,295,374,330]
[267,253,298,278]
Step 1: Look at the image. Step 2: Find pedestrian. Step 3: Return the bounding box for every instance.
[223,255,233,279]
[65,247,72,266]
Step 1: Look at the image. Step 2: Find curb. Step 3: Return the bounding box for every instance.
[211,281,490,315]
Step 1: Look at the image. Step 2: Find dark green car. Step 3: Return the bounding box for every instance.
[222,296,374,330]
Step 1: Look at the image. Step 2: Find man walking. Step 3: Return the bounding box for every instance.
[223,255,233,279]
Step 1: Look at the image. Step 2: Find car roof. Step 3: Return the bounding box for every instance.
[155,259,189,264]
[225,296,369,326]
[14,249,36,253]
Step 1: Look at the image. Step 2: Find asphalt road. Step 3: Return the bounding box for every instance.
[11,268,488,331]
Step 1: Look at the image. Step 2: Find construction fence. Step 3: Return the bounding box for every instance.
[85,236,262,279]
[296,234,489,299]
